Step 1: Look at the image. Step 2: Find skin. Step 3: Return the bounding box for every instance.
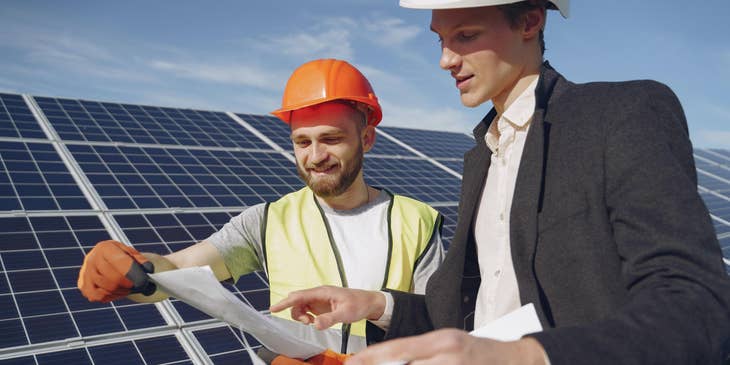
[433,5,543,113]
[271,5,550,364]
[123,101,378,302]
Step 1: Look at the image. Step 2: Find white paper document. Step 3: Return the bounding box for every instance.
[469,302,543,340]
[150,267,542,365]
[149,266,325,360]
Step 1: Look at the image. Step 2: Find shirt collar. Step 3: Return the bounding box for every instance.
[485,77,539,153]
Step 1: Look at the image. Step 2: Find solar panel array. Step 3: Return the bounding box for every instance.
[0,93,464,364]
[0,91,728,363]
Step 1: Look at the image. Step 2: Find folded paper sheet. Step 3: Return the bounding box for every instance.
[149,266,325,360]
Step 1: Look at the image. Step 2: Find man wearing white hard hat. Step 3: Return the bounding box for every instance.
[272,1,730,363]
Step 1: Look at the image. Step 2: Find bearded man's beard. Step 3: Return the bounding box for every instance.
[297,143,364,198]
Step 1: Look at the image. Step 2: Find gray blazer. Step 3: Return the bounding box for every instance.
[381,63,730,364]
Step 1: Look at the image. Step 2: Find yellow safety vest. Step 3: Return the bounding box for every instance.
[264,187,441,353]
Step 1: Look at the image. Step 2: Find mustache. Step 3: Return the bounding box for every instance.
[304,162,337,171]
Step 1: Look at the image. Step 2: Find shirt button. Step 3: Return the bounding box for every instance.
[494,270,501,277]
[499,213,505,221]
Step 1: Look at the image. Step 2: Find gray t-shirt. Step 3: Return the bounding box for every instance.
[207,190,444,294]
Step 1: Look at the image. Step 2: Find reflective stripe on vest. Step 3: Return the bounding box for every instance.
[264,187,439,352]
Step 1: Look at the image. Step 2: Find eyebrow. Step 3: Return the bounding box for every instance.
[290,130,345,140]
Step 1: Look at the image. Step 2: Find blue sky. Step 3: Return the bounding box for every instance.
[1,0,728,148]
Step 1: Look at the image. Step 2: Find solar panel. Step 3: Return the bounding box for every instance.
[364,157,461,203]
[192,326,261,364]
[380,126,474,159]
[0,94,46,140]
[0,215,169,351]
[0,335,194,365]
[437,159,464,176]
[35,97,271,149]
[67,144,301,209]
[0,91,726,363]
[434,205,458,249]
[0,141,91,211]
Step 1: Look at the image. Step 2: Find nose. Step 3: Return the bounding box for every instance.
[439,45,460,71]
[309,142,329,165]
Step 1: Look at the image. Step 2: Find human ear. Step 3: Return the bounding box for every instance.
[362,125,376,153]
[522,7,545,40]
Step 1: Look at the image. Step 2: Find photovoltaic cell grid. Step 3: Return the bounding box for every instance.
[192,326,261,365]
[35,97,271,150]
[0,335,193,365]
[237,113,418,157]
[113,211,271,323]
[364,157,461,203]
[0,93,45,139]
[435,205,458,250]
[68,144,302,209]
[0,215,167,351]
[693,149,730,273]
[438,159,464,175]
[380,126,474,160]
[0,141,91,211]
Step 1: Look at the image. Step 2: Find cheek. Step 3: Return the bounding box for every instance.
[293,150,307,165]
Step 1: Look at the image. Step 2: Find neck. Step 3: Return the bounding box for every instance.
[492,60,541,115]
[316,177,373,211]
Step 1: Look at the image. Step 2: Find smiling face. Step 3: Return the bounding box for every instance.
[430,5,543,110]
[290,101,374,198]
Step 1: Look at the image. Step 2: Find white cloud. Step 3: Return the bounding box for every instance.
[148,60,289,91]
[258,29,354,59]
[363,17,422,47]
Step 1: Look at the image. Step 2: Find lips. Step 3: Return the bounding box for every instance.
[308,164,337,174]
[454,74,473,90]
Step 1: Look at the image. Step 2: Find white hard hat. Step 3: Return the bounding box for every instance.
[399,0,570,18]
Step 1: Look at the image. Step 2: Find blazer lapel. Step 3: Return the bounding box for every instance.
[459,113,494,227]
[427,111,494,329]
[510,63,560,327]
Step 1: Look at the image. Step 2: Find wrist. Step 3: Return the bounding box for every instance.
[365,290,386,320]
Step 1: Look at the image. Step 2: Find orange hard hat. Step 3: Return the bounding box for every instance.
[271,59,383,126]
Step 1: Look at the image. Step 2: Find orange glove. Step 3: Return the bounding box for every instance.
[272,350,351,365]
[77,240,156,302]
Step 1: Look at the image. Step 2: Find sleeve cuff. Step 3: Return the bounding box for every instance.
[368,291,393,330]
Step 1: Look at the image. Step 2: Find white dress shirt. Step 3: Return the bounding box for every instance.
[473,77,538,328]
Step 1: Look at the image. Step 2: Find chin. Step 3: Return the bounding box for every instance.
[460,95,485,108]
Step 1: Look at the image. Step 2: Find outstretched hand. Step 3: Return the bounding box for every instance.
[269,285,385,330]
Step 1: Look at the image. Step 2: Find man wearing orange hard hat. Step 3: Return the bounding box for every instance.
[76,58,445,362]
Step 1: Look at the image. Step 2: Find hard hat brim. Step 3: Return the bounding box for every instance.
[399,0,569,18]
